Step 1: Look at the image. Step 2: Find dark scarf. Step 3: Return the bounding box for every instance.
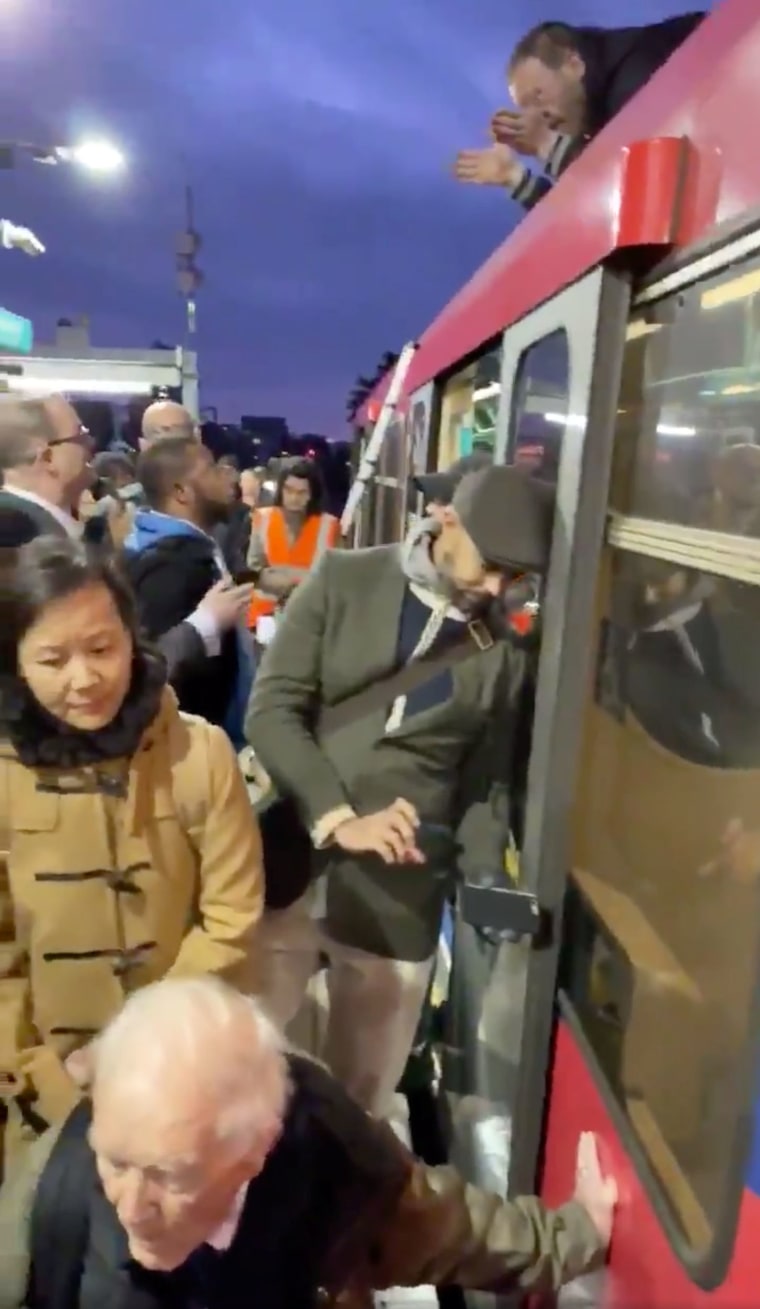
[0,645,167,770]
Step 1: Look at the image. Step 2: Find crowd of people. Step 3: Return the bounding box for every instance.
[0,13,730,1301]
[0,389,618,1304]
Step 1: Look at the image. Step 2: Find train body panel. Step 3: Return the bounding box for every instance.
[542,1023,760,1307]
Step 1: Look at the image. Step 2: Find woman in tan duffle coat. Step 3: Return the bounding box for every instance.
[0,537,264,1175]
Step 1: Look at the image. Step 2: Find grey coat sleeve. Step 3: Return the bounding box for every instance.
[245,553,351,829]
[0,1124,63,1309]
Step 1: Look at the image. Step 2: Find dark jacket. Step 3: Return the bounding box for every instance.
[123,516,238,729]
[0,1054,604,1309]
[215,502,253,580]
[0,490,69,546]
[516,12,705,211]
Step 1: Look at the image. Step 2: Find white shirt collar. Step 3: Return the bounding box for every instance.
[206,1183,247,1251]
[3,484,80,539]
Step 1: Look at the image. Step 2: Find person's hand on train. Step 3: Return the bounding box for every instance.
[698,817,760,885]
[197,579,255,631]
[333,798,424,865]
[573,1131,618,1248]
[491,108,557,161]
[453,143,523,190]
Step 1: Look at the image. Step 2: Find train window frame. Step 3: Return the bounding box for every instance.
[504,329,571,482]
[555,229,760,1289]
[432,341,503,471]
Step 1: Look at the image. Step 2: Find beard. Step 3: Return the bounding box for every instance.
[435,568,493,618]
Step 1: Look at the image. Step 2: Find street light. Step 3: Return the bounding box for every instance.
[61,140,126,174]
[0,138,126,174]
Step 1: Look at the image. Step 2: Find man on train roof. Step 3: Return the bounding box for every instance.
[0,975,617,1308]
[454,12,705,211]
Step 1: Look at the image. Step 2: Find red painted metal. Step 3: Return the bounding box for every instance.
[541,1023,760,1307]
[357,0,760,424]
[617,137,687,248]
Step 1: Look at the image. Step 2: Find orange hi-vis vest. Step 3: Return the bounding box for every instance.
[247,506,340,629]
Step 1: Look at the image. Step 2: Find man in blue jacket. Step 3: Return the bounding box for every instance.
[123,436,255,746]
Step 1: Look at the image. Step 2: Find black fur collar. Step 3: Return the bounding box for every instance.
[0,646,167,769]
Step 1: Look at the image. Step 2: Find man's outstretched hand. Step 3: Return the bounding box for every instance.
[453,143,523,190]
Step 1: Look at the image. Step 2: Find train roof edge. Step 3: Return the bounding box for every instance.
[357,0,754,425]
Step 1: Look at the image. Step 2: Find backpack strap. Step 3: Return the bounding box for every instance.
[28,1102,95,1308]
[318,619,497,736]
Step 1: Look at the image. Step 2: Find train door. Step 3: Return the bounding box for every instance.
[441,265,632,1207]
[534,231,760,1307]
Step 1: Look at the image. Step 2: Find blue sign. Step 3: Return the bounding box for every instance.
[0,307,33,353]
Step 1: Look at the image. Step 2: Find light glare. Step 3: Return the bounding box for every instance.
[70,139,125,174]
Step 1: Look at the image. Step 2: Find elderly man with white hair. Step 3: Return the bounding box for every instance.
[0,977,616,1309]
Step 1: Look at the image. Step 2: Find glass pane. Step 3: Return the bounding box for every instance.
[408,397,430,478]
[435,347,501,468]
[381,417,406,482]
[380,484,403,544]
[361,479,379,548]
[509,330,570,482]
[613,261,760,534]
[371,482,384,547]
[567,546,760,1252]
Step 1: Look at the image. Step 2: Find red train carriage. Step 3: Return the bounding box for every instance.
[353,2,760,1303]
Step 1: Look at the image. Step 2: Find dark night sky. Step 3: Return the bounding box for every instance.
[0,0,706,435]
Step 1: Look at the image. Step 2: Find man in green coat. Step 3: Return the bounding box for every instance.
[246,465,554,1120]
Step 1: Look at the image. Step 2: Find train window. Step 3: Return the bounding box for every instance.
[408,396,430,479]
[380,416,406,485]
[613,263,760,533]
[436,348,500,467]
[565,542,760,1254]
[508,330,569,482]
[379,482,404,544]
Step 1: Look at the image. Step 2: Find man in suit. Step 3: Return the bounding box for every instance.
[0,976,616,1308]
[0,392,94,546]
[247,465,553,1119]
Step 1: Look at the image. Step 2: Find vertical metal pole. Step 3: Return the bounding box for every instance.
[184,182,197,344]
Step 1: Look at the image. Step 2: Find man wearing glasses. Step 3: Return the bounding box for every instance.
[0,393,94,547]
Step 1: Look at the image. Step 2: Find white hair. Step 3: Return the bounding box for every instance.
[92,977,289,1154]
